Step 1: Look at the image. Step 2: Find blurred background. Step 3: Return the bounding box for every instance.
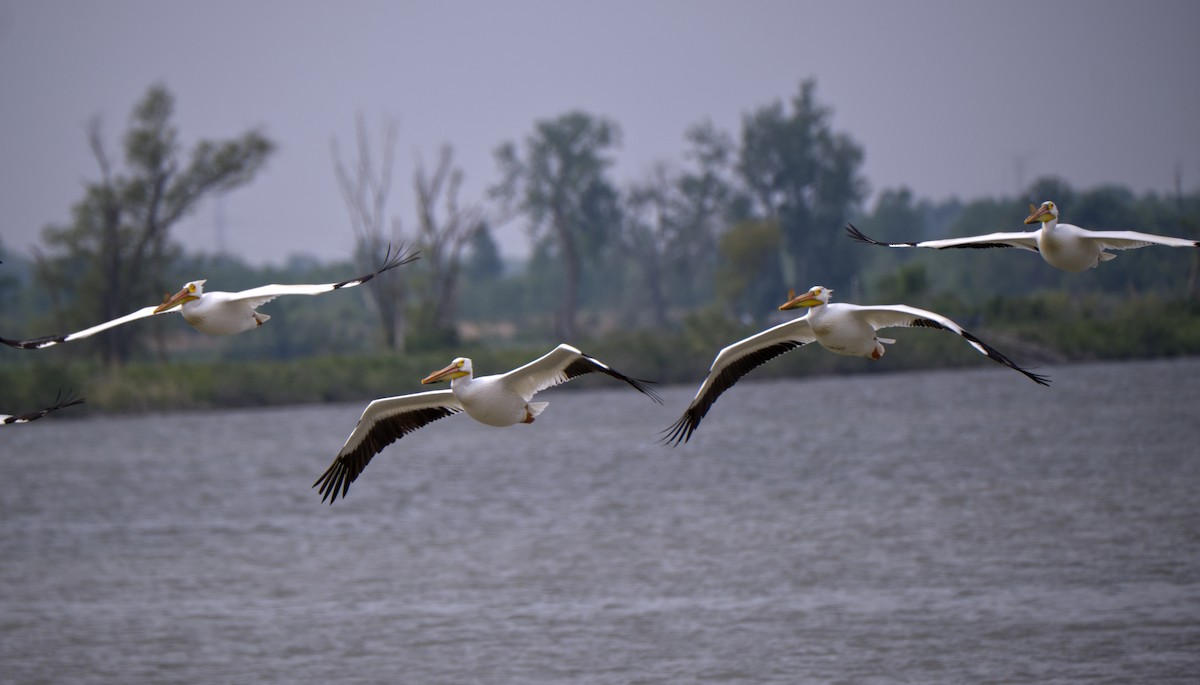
[2,0,1198,411]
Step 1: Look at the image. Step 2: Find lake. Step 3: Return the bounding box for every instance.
[1,358,1198,684]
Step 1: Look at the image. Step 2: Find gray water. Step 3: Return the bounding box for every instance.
[1,358,1198,684]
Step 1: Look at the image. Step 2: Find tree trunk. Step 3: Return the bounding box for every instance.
[555,216,580,341]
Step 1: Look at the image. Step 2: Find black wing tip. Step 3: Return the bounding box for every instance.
[1024,369,1053,386]
[334,243,421,289]
[379,242,422,271]
[313,462,349,504]
[845,222,877,244]
[1,334,63,350]
[574,350,664,404]
[958,330,1053,386]
[7,388,86,423]
[659,412,699,447]
[51,388,86,410]
[846,222,917,247]
[628,376,664,405]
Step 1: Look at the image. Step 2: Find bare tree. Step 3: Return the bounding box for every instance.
[411,144,484,344]
[331,113,409,351]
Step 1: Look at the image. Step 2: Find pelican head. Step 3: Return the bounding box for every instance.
[1024,200,1059,225]
[778,285,832,311]
[154,280,206,313]
[421,357,474,384]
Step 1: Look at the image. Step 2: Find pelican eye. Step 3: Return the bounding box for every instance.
[188,284,196,293]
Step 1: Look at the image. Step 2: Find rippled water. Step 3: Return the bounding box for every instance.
[1,358,1198,684]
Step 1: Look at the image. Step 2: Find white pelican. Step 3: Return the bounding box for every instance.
[314,344,662,502]
[847,201,1199,272]
[2,389,84,425]
[0,246,418,349]
[664,286,1050,445]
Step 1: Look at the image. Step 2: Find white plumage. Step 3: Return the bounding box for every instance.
[314,344,662,502]
[847,200,1198,272]
[1,246,417,349]
[664,286,1050,445]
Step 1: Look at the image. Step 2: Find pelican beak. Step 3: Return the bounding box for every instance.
[421,362,465,385]
[778,287,825,311]
[154,286,198,313]
[1024,203,1051,225]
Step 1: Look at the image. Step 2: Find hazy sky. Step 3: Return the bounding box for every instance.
[1,0,1197,264]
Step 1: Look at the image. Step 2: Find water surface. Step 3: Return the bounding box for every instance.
[2,358,1198,683]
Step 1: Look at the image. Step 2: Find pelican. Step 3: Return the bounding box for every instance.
[663,286,1050,445]
[314,344,662,502]
[0,246,418,349]
[846,201,1199,272]
[2,389,84,425]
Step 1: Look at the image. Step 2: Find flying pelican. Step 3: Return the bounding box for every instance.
[2,389,84,425]
[663,286,1050,445]
[846,201,1199,272]
[1,246,418,349]
[314,344,662,503]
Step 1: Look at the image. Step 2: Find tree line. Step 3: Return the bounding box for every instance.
[1,79,1198,371]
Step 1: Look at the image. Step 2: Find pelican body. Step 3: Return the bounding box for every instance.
[1,246,418,349]
[846,201,1198,273]
[663,286,1049,445]
[314,344,662,503]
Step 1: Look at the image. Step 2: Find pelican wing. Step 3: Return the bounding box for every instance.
[853,303,1051,386]
[847,223,1040,253]
[498,343,662,404]
[2,389,85,425]
[1080,229,1199,251]
[664,317,816,446]
[314,389,462,503]
[228,244,419,309]
[1,305,165,350]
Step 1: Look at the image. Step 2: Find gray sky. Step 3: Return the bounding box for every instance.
[1,0,1197,265]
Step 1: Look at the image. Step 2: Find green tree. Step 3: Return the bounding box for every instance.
[737,79,867,291]
[619,122,740,328]
[464,222,504,283]
[492,111,622,340]
[35,84,274,364]
[716,219,785,319]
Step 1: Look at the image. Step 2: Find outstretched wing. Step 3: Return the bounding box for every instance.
[1081,229,1199,252]
[498,343,662,404]
[1,389,85,425]
[314,389,461,503]
[853,303,1051,386]
[847,223,1040,253]
[1,305,166,350]
[663,318,816,446]
[229,243,420,309]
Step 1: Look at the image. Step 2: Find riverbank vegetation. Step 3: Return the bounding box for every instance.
[2,81,1198,415]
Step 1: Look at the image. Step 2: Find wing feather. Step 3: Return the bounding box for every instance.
[1080,229,1199,251]
[847,223,1040,253]
[314,389,461,503]
[1,389,85,425]
[1,306,165,349]
[229,244,420,308]
[664,318,815,445]
[854,304,1051,386]
[499,343,662,404]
